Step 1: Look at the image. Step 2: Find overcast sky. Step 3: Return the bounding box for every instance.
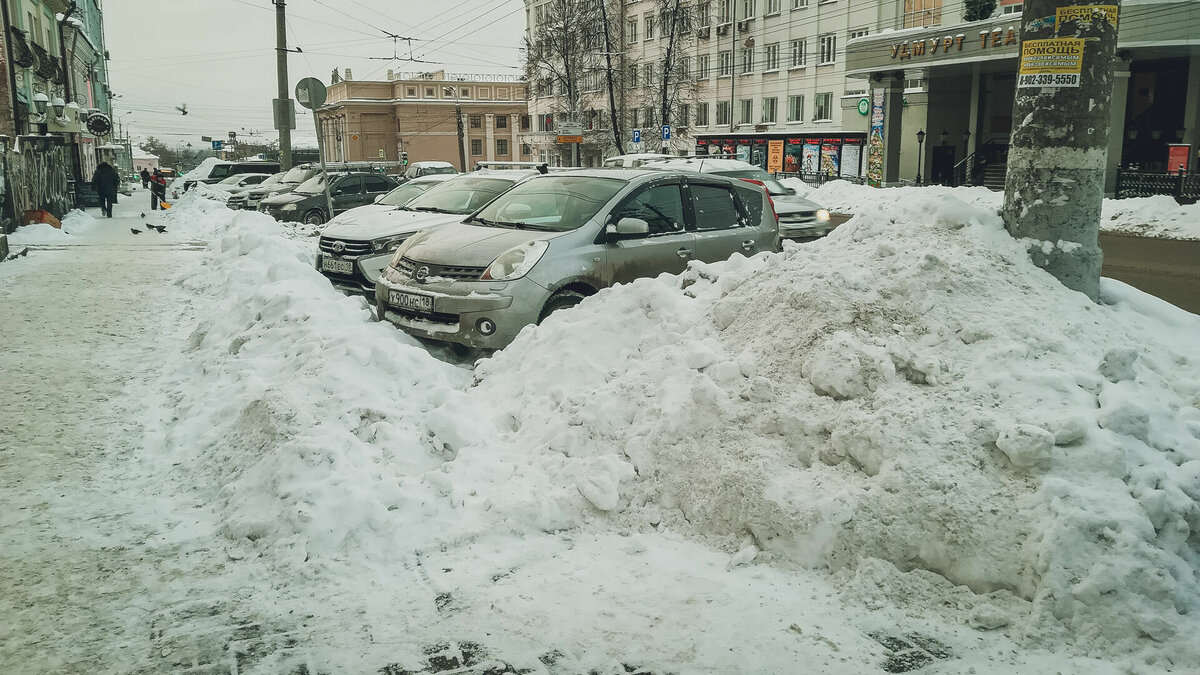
[103,0,525,148]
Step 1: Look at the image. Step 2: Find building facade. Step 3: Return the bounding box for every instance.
[316,69,532,171]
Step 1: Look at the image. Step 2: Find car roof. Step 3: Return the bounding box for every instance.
[470,169,541,179]
[405,174,456,184]
[604,153,672,162]
[644,158,764,173]
[411,160,455,168]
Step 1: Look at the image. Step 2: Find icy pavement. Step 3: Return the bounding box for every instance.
[0,190,1192,674]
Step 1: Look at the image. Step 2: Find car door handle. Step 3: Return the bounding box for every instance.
[677,247,692,258]
[742,240,756,251]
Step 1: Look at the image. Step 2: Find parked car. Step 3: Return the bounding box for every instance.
[318,171,538,296]
[238,162,397,211]
[602,153,672,168]
[400,160,457,182]
[181,160,281,191]
[375,169,777,349]
[227,171,285,210]
[644,158,832,238]
[259,171,398,225]
[325,174,456,226]
[212,173,273,192]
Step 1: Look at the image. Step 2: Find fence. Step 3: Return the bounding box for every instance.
[773,172,865,187]
[1115,169,1200,203]
[0,138,74,233]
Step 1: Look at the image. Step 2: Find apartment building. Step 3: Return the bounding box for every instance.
[317,70,533,171]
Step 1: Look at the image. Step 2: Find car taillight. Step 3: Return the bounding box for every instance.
[739,178,779,223]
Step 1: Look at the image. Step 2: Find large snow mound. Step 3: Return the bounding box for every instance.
[783,179,1200,240]
[467,193,1200,665]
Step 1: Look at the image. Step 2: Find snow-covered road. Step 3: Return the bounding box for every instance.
[2,185,1195,675]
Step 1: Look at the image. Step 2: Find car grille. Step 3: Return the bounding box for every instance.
[388,307,460,325]
[227,196,245,208]
[779,211,817,223]
[395,256,486,282]
[319,236,371,257]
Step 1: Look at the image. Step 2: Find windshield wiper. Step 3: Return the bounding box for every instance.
[412,206,452,213]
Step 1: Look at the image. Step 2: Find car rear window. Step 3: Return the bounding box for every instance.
[690,184,741,231]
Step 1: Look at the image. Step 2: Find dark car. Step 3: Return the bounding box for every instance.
[259,171,398,225]
[182,160,281,191]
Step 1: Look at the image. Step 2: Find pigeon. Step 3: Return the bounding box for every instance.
[130,228,141,234]
[151,225,166,233]
[140,212,146,218]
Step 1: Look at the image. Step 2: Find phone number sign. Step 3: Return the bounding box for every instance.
[1017,38,1084,88]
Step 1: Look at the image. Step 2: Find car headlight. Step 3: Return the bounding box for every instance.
[372,235,408,253]
[389,234,422,267]
[481,240,548,281]
[816,209,831,222]
[281,204,297,212]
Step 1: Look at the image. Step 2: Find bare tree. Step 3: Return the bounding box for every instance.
[598,0,624,153]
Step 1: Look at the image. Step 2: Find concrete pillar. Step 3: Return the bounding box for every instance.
[485,113,495,161]
[967,65,982,158]
[878,74,904,186]
[1105,58,1131,196]
[1181,54,1200,169]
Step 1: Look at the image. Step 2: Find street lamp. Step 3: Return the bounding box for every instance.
[915,129,926,185]
[32,92,49,118]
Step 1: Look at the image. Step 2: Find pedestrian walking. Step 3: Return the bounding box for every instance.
[91,162,120,218]
[140,168,151,189]
[150,169,167,210]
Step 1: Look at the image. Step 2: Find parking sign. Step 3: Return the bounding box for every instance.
[211,140,223,150]
[632,129,641,144]
[662,125,670,141]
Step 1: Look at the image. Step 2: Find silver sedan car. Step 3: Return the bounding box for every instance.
[375,169,778,350]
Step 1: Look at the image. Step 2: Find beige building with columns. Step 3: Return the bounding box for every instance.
[315,70,533,171]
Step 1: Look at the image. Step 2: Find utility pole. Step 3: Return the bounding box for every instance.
[274,0,293,170]
[1002,0,1121,300]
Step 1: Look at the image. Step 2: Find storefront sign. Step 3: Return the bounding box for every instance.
[867,91,885,187]
[1017,38,1084,88]
[888,25,1017,61]
[1167,144,1191,174]
[767,140,784,173]
[857,98,870,115]
[1056,5,1118,29]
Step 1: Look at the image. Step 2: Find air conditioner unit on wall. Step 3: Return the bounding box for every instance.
[715,23,729,36]
[737,19,752,32]
[697,26,711,39]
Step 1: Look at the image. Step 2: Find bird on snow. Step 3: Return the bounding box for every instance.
[130,228,141,234]
[140,212,146,218]
[151,225,166,233]
[176,103,188,115]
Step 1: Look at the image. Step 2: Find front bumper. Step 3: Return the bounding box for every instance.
[778,215,831,239]
[375,266,548,350]
[316,249,391,296]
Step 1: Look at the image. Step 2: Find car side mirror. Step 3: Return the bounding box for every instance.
[606,216,650,236]
[374,195,384,203]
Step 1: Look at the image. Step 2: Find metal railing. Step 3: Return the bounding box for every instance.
[952,139,1009,187]
[773,172,865,187]
[1115,168,1200,202]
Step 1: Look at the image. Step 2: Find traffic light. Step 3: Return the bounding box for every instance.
[401,151,409,165]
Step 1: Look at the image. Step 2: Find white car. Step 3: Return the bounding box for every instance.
[211,173,273,192]
[602,153,672,168]
[401,160,458,182]
[316,170,538,296]
[644,158,832,238]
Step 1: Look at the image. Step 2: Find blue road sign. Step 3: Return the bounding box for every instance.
[632,129,641,144]
[662,125,671,141]
[211,140,223,150]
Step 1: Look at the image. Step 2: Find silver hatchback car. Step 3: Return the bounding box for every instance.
[375,169,778,349]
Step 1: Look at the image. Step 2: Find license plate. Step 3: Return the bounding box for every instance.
[389,290,433,313]
[322,257,354,275]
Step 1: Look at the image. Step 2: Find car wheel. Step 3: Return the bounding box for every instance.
[538,290,587,323]
[303,210,326,226]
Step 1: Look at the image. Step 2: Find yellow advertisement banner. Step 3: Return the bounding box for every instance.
[1056,5,1118,29]
[767,140,784,173]
[1018,38,1084,88]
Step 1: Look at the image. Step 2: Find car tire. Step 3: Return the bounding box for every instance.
[303,210,326,226]
[538,290,586,323]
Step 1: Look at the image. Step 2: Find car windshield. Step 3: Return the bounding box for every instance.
[217,175,244,185]
[421,165,457,175]
[260,172,284,186]
[402,177,514,215]
[470,175,626,232]
[294,174,331,194]
[378,181,435,206]
[280,166,313,183]
[713,169,793,196]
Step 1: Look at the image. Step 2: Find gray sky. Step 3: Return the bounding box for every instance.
[103,0,525,148]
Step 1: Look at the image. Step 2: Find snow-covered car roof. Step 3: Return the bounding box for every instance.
[409,160,455,168]
[643,158,762,173]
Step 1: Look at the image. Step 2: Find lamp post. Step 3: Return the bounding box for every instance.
[915,129,926,185]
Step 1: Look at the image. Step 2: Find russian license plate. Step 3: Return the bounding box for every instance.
[389,290,433,314]
[322,257,354,275]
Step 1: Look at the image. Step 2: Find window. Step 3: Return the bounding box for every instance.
[697,2,711,25]
[819,33,836,64]
[470,139,483,156]
[335,176,363,195]
[719,50,733,76]
[903,0,942,28]
[764,43,780,70]
[739,99,752,124]
[791,39,807,67]
[680,56,691,80]
[521,143,532,155]
[742,0,756,17]
[460,87,471,98]
[792,0,808,7]
[697,54,710,79]
[1002,2,1022,14]
[496,115,507,129]
[644,62,654,84]
[716,101,732,125]
[644,12,655,39]
[631,108,640,128]
[496,139,509,156]
[470,115,482,128]
[425,87,435,96]
[644,107,656,128]
[538,113,554,131]
[406,86,416,97]
[762,97,777,123]
[691,184,740,231]
[626,18,638,43]
[788,94,804,121]
[766,0,781,13]
[718,0,733,23]
[849,28,869,40]
[678,104,691,127]
[520,114,531,131]
[363,176,391,193]
[697,102,710,125]
[616,185,685,235]
[814,92,833,121]
[628,63,639,87]
[740,47,754,73]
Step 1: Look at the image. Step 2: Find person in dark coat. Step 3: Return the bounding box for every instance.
[92,162,120,218]
[140,168,151,188]
[150,169,167,210]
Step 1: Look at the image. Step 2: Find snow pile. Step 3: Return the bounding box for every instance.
[466,193,1200,666]
[6,210,102,244]
[176,157,224,183]
[1101,195,1200,240]
[786,179,1200,240]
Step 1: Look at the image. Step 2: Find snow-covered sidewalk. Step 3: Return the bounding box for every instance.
[2,186,1197,674]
